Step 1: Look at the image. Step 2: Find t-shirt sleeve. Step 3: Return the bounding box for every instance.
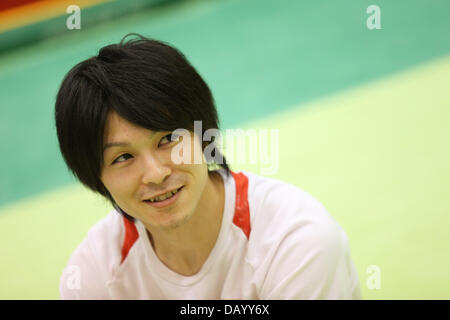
[257,217,361,300]
[59,237,110,300]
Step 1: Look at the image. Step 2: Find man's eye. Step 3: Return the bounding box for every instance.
[112,153,132,164]
[160,132,180,146]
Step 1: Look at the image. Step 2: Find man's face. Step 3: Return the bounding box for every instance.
[100,111,209,230]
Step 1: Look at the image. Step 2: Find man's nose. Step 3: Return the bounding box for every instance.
[140,153,171,185]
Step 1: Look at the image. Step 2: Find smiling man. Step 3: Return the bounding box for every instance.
[101,111,224,276]
[56,34,361,299]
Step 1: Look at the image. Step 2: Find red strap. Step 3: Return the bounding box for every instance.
[231,171,251,239]
[120,216,139,264]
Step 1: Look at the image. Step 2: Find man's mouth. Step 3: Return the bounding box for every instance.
[143,186,183,203]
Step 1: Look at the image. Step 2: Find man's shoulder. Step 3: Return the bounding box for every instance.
[243,171,330,222]
[240,172,358,299]
[65,210,125,274]
[59,210,126,299]
[86,210,124,243]
[241,171,343,249]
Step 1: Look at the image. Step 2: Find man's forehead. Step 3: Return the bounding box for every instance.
[103,112,156,144]
[104,111,134,130]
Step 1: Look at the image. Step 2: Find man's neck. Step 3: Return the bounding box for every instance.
[146,171,225,276]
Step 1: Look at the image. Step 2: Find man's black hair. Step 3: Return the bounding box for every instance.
[55,33,230,221]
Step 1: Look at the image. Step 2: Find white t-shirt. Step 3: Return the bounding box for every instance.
[60,170,361,299]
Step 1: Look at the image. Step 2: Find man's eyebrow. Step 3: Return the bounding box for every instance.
[103,142,130,151]
[103,131,163,151]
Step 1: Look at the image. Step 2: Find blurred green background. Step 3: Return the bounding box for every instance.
[0,0,449,299]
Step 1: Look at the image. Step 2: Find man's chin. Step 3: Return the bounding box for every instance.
[160,214,192,231]
[142,209,193,232]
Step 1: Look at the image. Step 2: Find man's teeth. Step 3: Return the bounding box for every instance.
[148,188,180,202]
